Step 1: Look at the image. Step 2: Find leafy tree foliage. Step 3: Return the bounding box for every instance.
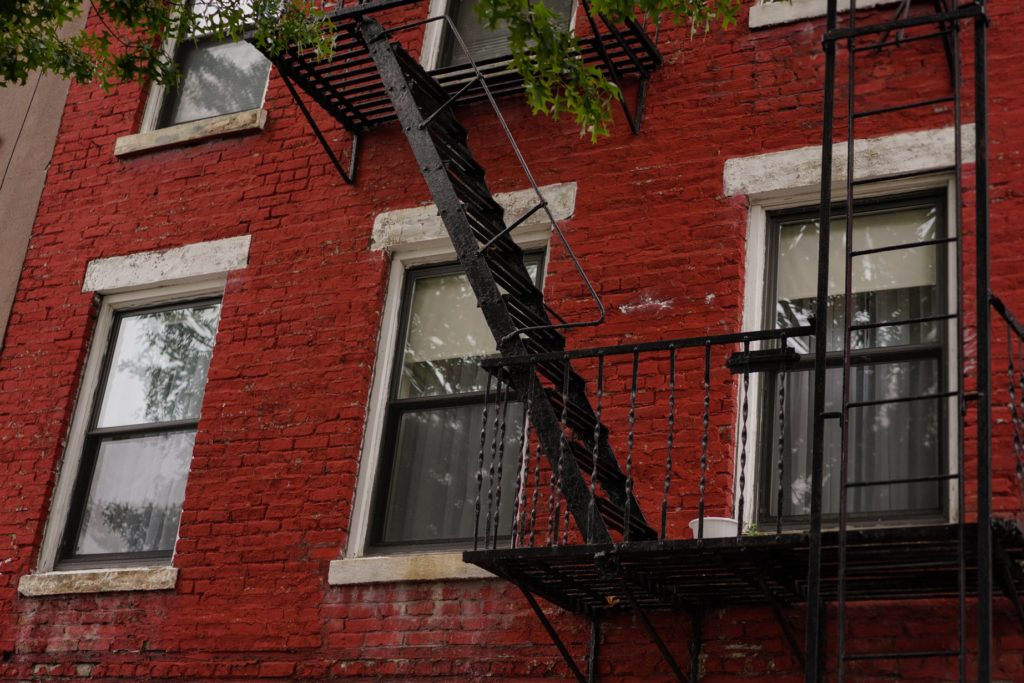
[0,0,739,136]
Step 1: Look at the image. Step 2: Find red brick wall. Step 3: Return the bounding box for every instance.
[1,1,1023,680]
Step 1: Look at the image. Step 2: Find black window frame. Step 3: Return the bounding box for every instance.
[755,190,952,529]
[57,297,222,569]
[367,255,543,553]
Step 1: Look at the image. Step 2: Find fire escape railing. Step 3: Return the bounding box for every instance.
[474,327,810,550]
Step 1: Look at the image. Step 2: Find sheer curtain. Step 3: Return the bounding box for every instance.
[766,203,947,521]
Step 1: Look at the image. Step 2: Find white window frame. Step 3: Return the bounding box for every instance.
[330,183,575,585]
[728,127,973,530]
[22,236,250,595]
[749,0,902,30]
[420,0,578,70]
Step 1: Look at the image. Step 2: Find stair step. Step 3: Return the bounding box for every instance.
[522,338,585,383]
[567,440,627,487]
[595,497,657,540]
[448,168,504,216]
[502,294,565,347]
[434,135,486,180]
[394,45,450,102]
[488,256,543,301]
[545,388,610,443]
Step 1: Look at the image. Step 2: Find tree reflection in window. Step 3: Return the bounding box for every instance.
[63,300,221,562]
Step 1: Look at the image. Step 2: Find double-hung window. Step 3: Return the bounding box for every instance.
[758,193,951,525]
[368,257,541,551]
[434,0,575,68]
[59,299,222,566]
[148,0,271,129]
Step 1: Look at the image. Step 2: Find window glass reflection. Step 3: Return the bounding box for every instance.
[96,303,221,428]
[381,405,521,544]
[161,40,271,126]
[74,431,195,555]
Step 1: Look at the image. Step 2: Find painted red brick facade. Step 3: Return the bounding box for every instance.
[1,1,1023,680]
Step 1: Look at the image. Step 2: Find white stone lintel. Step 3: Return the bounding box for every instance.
[328,552,494,586]
[114,109,267,157]
[723,125,976,199]
[18,566,178,597]
[371,182,577,253]
[749,0,901,29]
[83,235,252,293]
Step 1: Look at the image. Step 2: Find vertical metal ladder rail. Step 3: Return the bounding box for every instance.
[810,1,989,681]
[357,16,655,545]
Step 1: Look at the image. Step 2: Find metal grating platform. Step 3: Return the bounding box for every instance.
[464,520,1024,617]
[269,3,662,134]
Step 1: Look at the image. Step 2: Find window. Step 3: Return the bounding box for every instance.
[58,298,222,566]
[147,0,271,129]
[367,258,541,551]
[757,193,951,526]
[434,0,575,68]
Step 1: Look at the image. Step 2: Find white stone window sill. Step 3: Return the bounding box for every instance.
[18,566,178,597]
[750,0,900,29]
[114,108,267,157]
[328,552,494,586]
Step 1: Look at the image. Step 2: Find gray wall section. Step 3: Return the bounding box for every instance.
[0,5,89,350]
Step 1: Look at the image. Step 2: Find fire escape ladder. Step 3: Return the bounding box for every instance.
[808,2,989,681]
[358,17,656,546]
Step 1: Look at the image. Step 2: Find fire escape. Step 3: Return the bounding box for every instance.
[253,1,1024,680]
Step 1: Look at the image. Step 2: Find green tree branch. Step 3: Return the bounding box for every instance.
[0,0,740,138]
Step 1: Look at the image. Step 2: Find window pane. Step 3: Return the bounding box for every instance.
[441,0,574,66]
[398,264,539,399]
[73,431,195,555]
[380,404,522,545]
[398,272,494,398]
[161,39,271,126]
[96,303,221,428]
[775,204,941,353]
[767,360,943,520]
[762,200,948,525]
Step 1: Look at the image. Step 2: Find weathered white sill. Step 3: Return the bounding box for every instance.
[83,235,251,293]
[328,552,494,586]
[750,0,901,29]
[723,124,975,199]
[371,182,576,253]
[114,108,267,157]
[18,566,178,597]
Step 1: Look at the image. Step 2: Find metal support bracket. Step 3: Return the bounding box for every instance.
[519,586,597,683]
[609,558,693,683]
[995,541,1024,632]
[276,63,360,184]
[578,0,653,135]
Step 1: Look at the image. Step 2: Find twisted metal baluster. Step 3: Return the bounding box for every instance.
[776,366,787,537]
[511,385,533,549]
[589,354,604,541]
[662,346,677,540]
[624,351,639,542]
[561,360,573,545]
[1012,334,1024,508]
[737,338,750,537]
[492,380,511,549]
[474,375,493,552]
[486,377,503,549]
[698,340,711,542]
[529,438,542,547]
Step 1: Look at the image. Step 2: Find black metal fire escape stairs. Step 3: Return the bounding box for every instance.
[248,3,665,678]
[251,1,1024,682]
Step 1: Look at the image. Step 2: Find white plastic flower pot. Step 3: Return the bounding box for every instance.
[688,516,738,539]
